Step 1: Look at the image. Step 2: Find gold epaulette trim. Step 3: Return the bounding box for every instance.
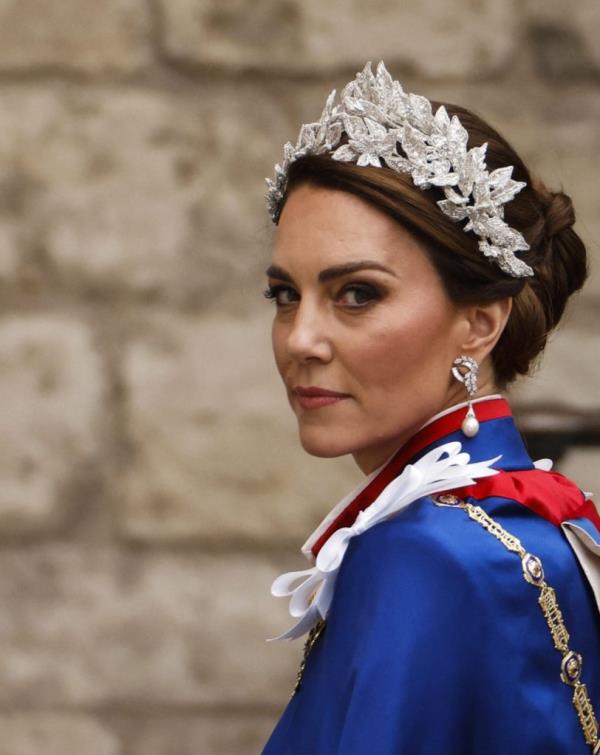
[433,494,600,753]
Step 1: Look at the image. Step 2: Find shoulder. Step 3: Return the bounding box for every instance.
[326,495,508,667]
[343,494,496,584]
[345,485,582,579]
[334,495,502,631]
[334,492,573,631]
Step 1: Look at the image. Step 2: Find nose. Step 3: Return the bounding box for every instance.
[286,299,333,364]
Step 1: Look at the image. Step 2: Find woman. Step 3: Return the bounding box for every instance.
[260,61,600,754]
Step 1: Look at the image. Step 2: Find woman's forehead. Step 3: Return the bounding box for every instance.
[272,185,430,278]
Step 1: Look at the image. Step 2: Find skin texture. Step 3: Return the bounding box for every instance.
[266,183,512,474]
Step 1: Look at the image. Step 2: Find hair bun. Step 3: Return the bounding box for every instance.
[532,184,586,333]
[543,190,575,240]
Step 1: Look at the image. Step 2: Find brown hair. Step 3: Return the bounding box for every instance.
[277,102,588,389]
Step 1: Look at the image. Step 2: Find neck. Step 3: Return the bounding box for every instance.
[303,394,522,561]
[353,389,503,475]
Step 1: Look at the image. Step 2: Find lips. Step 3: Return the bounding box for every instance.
[294,385,351,410]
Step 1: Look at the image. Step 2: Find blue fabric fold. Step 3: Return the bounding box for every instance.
[262,410,600,753]
[263,495,600,754]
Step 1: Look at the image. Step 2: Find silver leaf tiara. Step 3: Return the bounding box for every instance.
[265,60,534,278]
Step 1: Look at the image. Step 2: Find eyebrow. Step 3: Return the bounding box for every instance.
[265,260,397,283]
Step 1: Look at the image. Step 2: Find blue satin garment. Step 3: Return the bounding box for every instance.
[262,412,600,754]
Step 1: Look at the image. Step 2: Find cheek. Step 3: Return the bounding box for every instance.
[349,304,456,394]
[271,320,287,378]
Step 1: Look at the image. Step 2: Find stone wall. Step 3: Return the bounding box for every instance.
[0,1,598,753]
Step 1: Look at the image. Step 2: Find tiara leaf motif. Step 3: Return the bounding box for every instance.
[265,60,534,278]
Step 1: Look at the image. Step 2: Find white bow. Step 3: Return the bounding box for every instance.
[268,441,501,641]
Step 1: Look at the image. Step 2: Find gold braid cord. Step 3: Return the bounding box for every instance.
[291,619,326,698]
[433,494,600,753]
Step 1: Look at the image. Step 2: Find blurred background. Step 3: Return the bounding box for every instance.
[0,0,598,753]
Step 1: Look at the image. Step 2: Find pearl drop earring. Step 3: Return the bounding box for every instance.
[451,355,480,438]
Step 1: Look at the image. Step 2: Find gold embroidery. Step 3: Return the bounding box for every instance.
[291,618,326,697]
[432,495,600,752]
[573,683,600,747]
[538,584,570,652]
[463,502,525,555]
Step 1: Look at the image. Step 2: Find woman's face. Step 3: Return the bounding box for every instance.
[267,183,472,474]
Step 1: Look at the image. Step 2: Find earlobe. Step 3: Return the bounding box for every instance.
[460,298,513,356]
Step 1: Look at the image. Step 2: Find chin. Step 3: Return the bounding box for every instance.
[297,426,359,459]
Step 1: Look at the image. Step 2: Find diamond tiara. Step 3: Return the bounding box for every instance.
[265,60,534,278]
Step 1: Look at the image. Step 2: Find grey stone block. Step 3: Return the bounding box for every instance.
[120,713,279,755]
[0,0,152,74]
[159,0,518,79]
[0,315,105,535]
[509,300,600,411]
[524,0,600,78]
[0,713,121,755]
[0,545,305,706]
[0,83,285,303]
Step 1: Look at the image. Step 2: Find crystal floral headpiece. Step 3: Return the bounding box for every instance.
[265,60,534,278]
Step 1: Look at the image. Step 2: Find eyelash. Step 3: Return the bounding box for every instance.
[263,285,297,305]
[262,282,382,308]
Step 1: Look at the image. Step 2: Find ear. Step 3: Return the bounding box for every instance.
[458,297,512,361]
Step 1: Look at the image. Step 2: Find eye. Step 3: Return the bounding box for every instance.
[263,284,299,306]
[338,283,382,307]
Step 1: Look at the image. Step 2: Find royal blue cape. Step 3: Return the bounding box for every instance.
[262,398,600,754]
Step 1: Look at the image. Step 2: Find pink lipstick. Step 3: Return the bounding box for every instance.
[294,386,351,410]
